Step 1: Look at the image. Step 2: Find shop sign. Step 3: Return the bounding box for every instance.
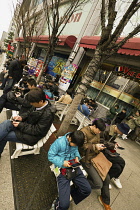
[47,55,67,77]
[7,46,14,57]
[44,1,92,36]
[116,66,140,79]
[90,80,139,106]
[59,63,78,91]
[27,57,44,77]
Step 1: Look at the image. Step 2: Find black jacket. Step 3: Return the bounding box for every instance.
[15,103,54,146]
[8,60,23,82]
[115,112,126,124]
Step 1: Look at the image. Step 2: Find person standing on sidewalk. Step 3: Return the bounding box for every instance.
[2,58,27,93]
[106,104,119,123]
[80,119,112,210]
[48,130,91,210]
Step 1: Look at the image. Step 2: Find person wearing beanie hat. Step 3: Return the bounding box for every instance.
[101,123,130,189]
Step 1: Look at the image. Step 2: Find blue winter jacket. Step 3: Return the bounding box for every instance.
[48,133,81,168]
[78,104,90,117]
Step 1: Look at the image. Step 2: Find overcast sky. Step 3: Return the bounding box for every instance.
[0,0,17,39]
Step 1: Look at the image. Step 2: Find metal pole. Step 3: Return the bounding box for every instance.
[95,71,112,100]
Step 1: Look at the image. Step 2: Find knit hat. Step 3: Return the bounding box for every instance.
[117,123,130,135]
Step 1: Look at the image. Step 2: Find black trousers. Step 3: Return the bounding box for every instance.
[0,93,20,113]
[81,161,110,205]
[56,167,91,210]
[104,153,125,179]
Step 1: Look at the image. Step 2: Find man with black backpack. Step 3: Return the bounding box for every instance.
[3,58,27,93]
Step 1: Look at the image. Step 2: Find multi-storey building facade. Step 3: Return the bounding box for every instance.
[13,0,140,113]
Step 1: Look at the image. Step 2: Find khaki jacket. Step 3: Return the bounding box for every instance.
[80,126,100,163]
[57,94,72,104]
[126,115,140,130]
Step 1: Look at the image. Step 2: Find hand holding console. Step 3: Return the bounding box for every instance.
[68,159,81,168]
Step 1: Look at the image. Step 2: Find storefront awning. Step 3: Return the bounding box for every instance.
[80,36,140,56]
[15,35,77,48]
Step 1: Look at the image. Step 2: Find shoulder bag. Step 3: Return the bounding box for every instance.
[91,152,112,181]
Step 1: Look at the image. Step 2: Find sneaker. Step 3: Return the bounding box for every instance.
[112,178,122,189]
[98,196,112,210]
[70,195,73,201]
[109,184,112,190]
[50,197,59,210]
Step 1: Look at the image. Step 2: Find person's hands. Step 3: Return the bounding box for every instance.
[12,121,20,127]
[115,142,120,149]
[96,144,106,151]
[9,76,12,79]
[75,157,79,163]
[12,116,22,121]
[63,160,71,167]
[15,92,21,97]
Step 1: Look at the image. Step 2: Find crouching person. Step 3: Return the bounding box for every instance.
[48,131,91,210]
[0,88,54,157]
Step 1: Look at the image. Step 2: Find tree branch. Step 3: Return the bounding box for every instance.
[100,0,106,38]
[110,0,140,44]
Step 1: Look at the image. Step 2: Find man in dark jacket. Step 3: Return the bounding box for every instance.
[106,104,119,122]
[0,78,36,114]
[3,58,27,93]
[0,88,54,156]
[115,108,127,124]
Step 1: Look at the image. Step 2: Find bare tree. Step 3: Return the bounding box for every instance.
[57,0,140,136]
[13,0,45,59]
[36,0,89,83]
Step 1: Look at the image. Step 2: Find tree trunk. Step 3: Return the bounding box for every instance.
[56,94,83,137]
[56,48,101,136]
[36,36,58,84]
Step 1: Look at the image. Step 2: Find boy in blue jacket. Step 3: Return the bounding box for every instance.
[48,130,91,210]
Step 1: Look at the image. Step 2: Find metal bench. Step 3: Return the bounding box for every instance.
[11,110,56,159]
[71,110,92,130]
[55,102,70,121]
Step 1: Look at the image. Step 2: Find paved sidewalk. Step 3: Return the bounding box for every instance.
[0,52,15,210]
[0,53,6,71]
[0,106,14,210]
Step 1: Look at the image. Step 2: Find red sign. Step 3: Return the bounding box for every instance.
[117,66,140,79]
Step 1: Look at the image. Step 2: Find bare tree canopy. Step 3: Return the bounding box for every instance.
[57,0,140,136]
[36,0,89,83]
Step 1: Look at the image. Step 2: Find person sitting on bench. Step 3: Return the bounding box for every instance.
[0,88,54,157]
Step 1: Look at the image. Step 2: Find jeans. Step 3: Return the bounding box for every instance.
[0,120,21,154]
[56,167,91,210]
[81,161,110,205]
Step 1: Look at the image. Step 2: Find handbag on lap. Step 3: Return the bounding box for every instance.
[91,152,112,181]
